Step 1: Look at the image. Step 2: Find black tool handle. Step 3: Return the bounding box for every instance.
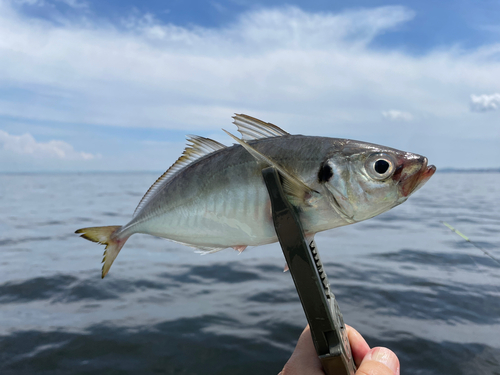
[261,167,356,375]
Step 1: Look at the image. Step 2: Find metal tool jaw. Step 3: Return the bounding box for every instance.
[261,167,356,375]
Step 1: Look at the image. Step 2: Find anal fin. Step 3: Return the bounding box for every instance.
[233,245,247,253]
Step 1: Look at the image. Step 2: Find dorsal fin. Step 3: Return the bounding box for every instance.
[233,114,290,141]
[133,136,225,217]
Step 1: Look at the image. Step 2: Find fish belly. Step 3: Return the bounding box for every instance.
[132,173,277,249]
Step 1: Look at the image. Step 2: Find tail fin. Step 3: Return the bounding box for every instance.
[75,225,128,278]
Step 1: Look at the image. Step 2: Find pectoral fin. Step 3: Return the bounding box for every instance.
[223,129,318,202]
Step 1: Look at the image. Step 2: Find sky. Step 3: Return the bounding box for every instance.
[0,0,499,172]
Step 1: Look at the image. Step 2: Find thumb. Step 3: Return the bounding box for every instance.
[356,347,400,375]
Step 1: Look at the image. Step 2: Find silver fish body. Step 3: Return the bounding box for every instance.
[126,136,343,248]
[76,115,436,277]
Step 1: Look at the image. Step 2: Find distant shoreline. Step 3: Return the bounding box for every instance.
[1,168,500,174]
[438,168,500,173]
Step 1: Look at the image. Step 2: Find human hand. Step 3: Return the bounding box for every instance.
[279,325,400,375]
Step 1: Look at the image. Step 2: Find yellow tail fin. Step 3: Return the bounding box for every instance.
[75,225,128,278]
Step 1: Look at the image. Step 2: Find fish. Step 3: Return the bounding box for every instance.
[76,114,436,278]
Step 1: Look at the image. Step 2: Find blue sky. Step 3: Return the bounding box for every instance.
[0,0,499,171]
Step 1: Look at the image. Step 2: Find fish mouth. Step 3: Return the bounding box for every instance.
[399,157,436,197]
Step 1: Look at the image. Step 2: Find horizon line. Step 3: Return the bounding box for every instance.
[1,167,500,175]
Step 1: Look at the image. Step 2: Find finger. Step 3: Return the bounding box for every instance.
[280,325,324,375]
[346,324,371,367]
[356,347,400,375]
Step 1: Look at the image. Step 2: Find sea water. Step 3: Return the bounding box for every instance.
[0,172,499,374]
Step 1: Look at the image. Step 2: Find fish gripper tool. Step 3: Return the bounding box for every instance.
[261,167,356,375]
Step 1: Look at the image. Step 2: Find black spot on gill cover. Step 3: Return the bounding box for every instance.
[318,162,333,183]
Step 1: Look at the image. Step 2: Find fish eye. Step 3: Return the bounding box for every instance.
[374,159,390,174]
[365,153,396,181]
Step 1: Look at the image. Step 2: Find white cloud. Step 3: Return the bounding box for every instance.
[382,110,413,121]
[0,130,98,160]
[470,93,500,112]
[13,0,44,5]
[210,2,226,13]
[56,0,88,9]
[0,3,420,131]
[14,0,88,8]
[0,1,498,169]
[123,5,414,50]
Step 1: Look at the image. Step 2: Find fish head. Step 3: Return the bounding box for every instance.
[322,140,436,223]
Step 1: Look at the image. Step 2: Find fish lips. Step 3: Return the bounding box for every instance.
[394,157,436,197]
